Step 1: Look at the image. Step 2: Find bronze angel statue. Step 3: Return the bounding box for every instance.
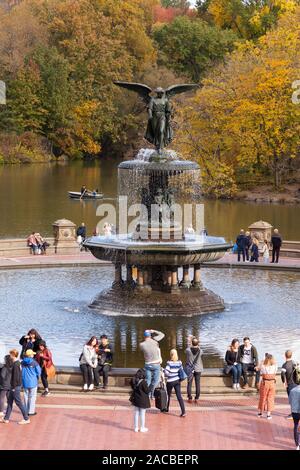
[114,82,199,154]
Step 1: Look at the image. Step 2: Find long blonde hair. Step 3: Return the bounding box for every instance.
[263,353,276,366]
[170,349,178,361]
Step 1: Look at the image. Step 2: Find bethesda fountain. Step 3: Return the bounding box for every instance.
[84,81,232,315]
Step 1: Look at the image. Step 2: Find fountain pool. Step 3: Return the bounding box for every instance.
[1,266,300,367]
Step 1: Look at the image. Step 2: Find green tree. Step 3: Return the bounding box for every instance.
[161,0,190,8]
[153,16,238,81]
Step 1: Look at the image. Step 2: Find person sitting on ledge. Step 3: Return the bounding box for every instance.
[79,336,98,392]
[35,233,50,255]
[94,335,113,390]
[239,337,260,390]
[224,339,242,390]
[27,232,38,255]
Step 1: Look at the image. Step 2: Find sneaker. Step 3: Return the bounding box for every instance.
[28,412,37,416]
[180,413,186,418]
[140,427,148,433]
[83,384,88,391]
[18,419,30,425]
[88,384,94,391]
[286,414,293,420]
[232,384,237,389]
[236,384,240,389]
[41,390,50,397]
[134,428,139,433]
[1,418,9,424]
[296,446,299,451]
[257,413,263,418]
[267,415,272,420]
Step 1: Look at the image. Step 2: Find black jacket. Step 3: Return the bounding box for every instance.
[76,227,86,238]
[236,234,247,249]
[0,364,12,391]
[271,234,282,248]
[239,344,259,365]
[130,378,151,409]
[11,361,22,389]
[225,349,241,365]
[19,336,41,359]
[251,244,259,260]
[97,343,113,366]
[281,360,296,386]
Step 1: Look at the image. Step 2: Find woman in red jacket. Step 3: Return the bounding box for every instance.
[35,341,53,397]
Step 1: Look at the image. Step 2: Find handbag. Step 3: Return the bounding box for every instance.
[224,365,233,375]
[46,364,56,379]
[178,366,187,382]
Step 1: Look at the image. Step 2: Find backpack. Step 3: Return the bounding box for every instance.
[293,364,300,385]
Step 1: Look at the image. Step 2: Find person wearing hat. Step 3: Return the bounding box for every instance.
[139,329,165,399]
[21,349,41,416]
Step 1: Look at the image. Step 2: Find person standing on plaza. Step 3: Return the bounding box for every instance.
[225,339,242,389]
[236,229,247,262]
[250,238,259,262]
[79,336,98,391]
[185,336,203,403]
[19,329,42,359]
[288,385,300,450]
[140,329,164,399]
[1,349,30,425]
[239,337,260,390]
[130,368,150,433]
[257,354,277,419]
[271,228,282,263]
[94,335,113,389]
[281,350,298,419]
[35,340,54,397]
[21,349,41,416]
[262,239,270,263]
[0,355,13,417]
[245,231,252,262]
[164,349,186,417]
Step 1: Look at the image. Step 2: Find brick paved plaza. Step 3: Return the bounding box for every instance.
[0,393,297,450]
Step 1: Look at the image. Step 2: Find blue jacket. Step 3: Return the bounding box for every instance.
[289,385,300,413]
[21,358,41,389]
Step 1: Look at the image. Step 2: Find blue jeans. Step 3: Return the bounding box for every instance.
[231,364,242,384]
[23,386,38,414]
[4,386,29,421]
[134,407,146,430]
[145,363,161,398]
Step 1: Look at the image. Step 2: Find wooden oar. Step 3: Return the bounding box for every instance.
[80,188,87,200]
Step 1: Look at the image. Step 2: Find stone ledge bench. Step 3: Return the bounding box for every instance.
[47,366,285,395]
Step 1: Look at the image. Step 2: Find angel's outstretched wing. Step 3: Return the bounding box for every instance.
[165,84,199,99]
[114,81,152,105]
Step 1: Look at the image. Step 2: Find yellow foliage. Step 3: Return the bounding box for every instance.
[175,7,300,194]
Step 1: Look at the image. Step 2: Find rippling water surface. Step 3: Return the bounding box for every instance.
[1,267,300,367]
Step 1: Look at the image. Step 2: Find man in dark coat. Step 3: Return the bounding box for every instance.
[271,228,282,263]
[236,229,247,262]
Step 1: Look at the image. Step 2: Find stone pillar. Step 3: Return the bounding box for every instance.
[166,268,172,291]
[192,264,203,290]
[171,266,179,292]
[248,220,273,249]
[113,264,123,287]
[137,268,144,290]
[52,219,80,254]
[126,265,135,288]
[180,265,191,289]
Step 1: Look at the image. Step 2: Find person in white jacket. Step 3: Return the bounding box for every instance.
[79,336,98,391]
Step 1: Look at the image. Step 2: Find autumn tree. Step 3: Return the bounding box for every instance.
[153,16,238,81]
[175,7,300,195]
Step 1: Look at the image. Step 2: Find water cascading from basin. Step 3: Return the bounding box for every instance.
[84,148,233,316]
